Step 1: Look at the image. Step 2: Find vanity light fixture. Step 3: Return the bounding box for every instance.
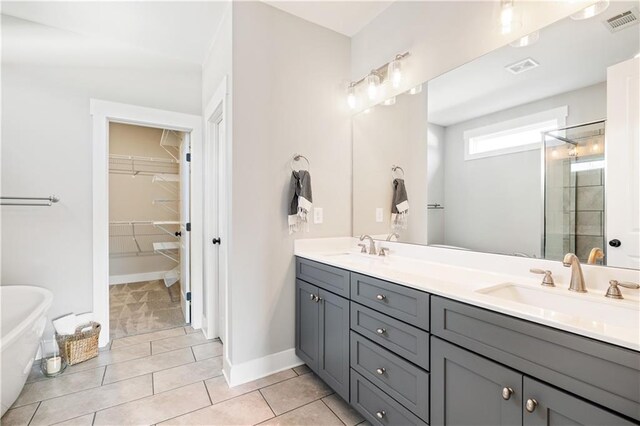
[367,71,381,100]
[570,0,610,20]
[388,55,403,88]
[500,0,515,34]
[408,84,423,95]
[509,30,540,47]
[382,97,397,106]
[345,52,410,108]
[347,83,357,110]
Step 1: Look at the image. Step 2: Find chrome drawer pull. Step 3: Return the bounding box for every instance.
[376,294,386,301]
[376,410,386,419]
[376,328,386,335]
[525,398,538,413]
[501,387,513,400]
[376,367,386,375]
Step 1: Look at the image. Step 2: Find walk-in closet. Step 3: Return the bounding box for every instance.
[108,123,189,339]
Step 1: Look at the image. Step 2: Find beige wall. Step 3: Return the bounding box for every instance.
[229,1,351,365]
[353,89,428,244]
[109,123,180,278]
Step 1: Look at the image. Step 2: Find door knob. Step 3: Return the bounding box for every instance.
[525,398,538,413]
[175,231,182,237]
[609,239,622,248]
[212,237,221,245]
[501,387,513,400]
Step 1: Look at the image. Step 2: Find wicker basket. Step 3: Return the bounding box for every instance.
[55,322,101,365]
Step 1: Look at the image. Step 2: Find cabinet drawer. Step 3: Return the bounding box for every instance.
[350,369,427,426]
[296,257,350,298]
[351,273,429,330]
[351,302,429,370]
[350,332,429,421]
[432,296,640,421]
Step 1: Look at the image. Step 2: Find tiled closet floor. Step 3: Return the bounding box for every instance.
[2,327,367,426]
[110,280,185,339]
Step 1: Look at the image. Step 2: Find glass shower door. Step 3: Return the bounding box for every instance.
[543,121,606,264]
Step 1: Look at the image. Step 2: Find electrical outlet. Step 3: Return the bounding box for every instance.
[314,207,323,224]
[376,208,384,223]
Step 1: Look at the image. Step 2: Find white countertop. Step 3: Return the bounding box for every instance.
[295,238,640,351]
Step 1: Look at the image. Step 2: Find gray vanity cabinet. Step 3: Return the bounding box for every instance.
[295,260,350,402]
[317,288,350,401]
[295,279,319,371]
[522,377,635,426]
[431,337,522,426]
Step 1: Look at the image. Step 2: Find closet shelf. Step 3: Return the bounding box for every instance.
[109,154,178,176]
[153,242,180,263]
[152,174,180,195]
[109,221,179,258]
[160,130,182,161]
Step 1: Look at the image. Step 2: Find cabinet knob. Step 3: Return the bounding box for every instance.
[376,294,386,301]
[375,410,386,419]
[376,328,386,335]
[309,294,315,301]
[376,367,386,375]
[525,398,538,413]
[501,387,513,400]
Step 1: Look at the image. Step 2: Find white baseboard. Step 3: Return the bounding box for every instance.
[224,348,303,387]
[109,271,170,285]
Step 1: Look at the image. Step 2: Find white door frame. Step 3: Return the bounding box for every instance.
[91,99,203,347]
[203,76,230,346]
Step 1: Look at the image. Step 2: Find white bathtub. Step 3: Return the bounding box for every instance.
[1,286,53,416]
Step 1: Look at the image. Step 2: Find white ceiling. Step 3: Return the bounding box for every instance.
[264,1,393,36]
[0,1,229,65]
[428,1,640,126]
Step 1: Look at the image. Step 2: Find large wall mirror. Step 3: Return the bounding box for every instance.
[352,1,639,269]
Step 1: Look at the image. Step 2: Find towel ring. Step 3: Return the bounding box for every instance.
[291,154,310,172]
[391,165,404,179]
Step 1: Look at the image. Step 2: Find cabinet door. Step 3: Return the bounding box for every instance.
[431,337,522,426]
[318,288,350,401]
[296,279,319,371]
[523,377,636,426]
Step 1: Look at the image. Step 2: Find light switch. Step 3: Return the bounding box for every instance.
[376,208,384,223]
[314,207,323,224]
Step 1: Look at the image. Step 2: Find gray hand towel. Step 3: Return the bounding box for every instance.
[288,170,313,234]
[391,178,409,230]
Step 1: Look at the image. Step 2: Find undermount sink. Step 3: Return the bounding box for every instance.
[323,252,387,266]
[477,283,640,332]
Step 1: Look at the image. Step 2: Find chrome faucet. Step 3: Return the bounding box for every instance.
[562,253,587,293]
[386,233,400,241]
[359,235,377,255]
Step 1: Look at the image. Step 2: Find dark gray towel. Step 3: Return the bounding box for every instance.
[391,178,409,230]
[288,170,313,234]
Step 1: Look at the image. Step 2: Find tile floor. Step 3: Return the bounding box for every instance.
[2,327,367,426]
[109,280,185,339]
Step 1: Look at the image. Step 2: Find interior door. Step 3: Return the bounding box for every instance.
[606,57,639,269]
[179,134,191,323]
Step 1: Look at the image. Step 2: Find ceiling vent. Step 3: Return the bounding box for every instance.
[603,8,639,33]
[505,57,539,75]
